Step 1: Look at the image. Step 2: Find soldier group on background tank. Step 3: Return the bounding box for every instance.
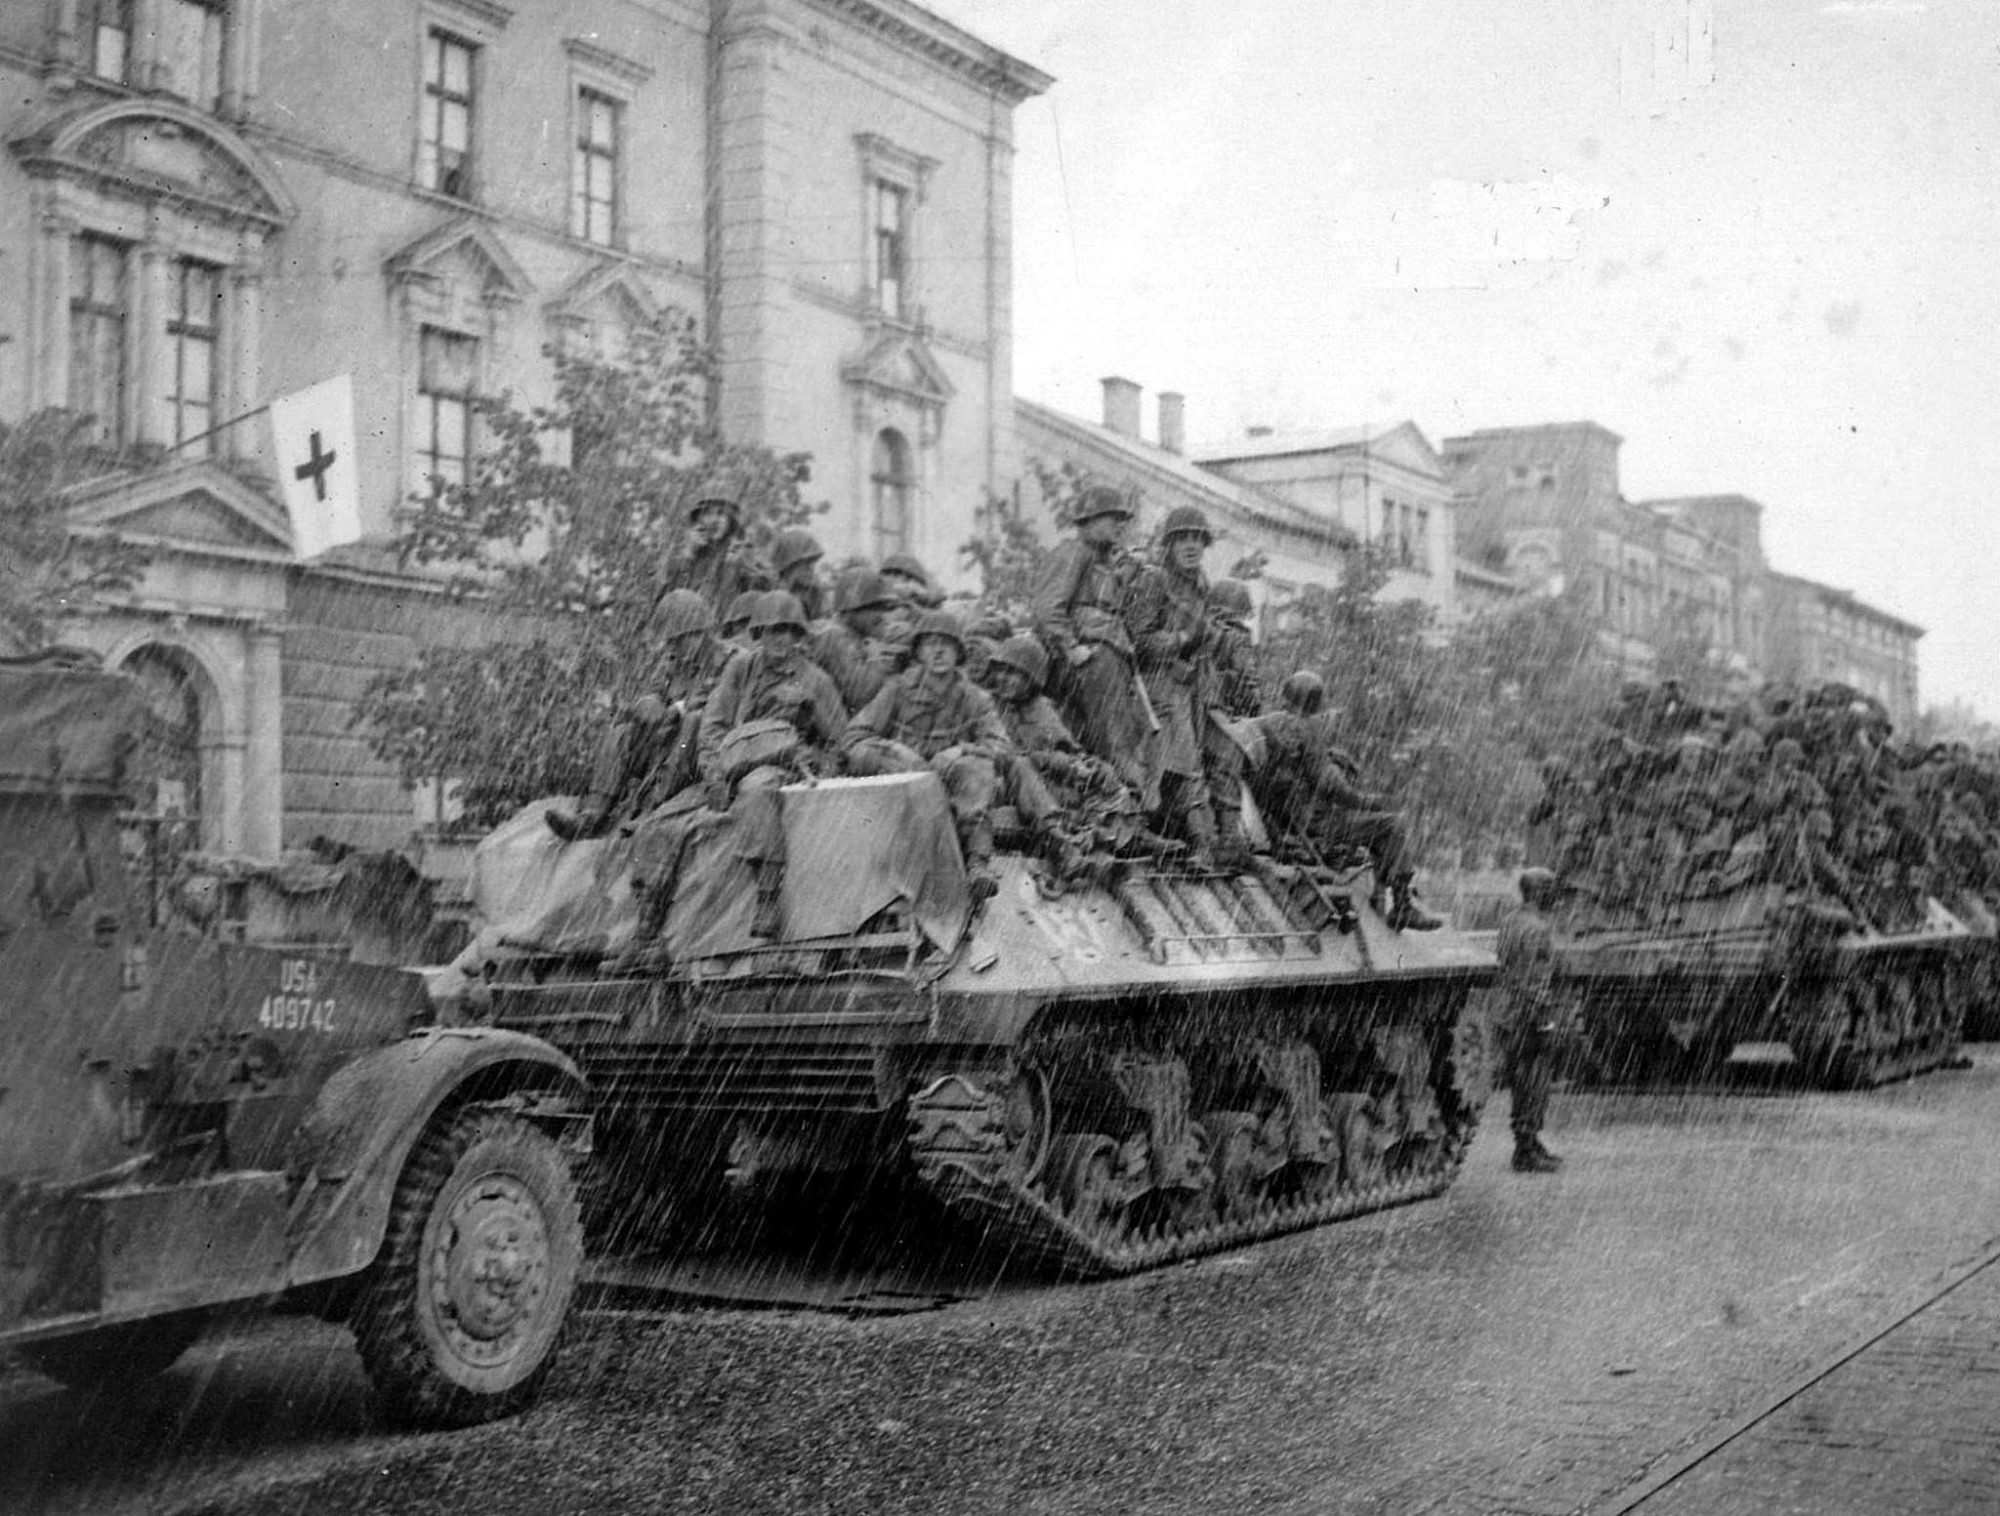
[547,474,1447,942]
[1531,677,1997,933]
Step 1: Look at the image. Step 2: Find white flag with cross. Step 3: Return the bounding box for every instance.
[268,374,362,559]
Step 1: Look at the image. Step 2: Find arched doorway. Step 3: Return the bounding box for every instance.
[118,644,213,919]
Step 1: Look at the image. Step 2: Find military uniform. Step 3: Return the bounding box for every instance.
[698,639,848,932]
[1031,538,1152,798]
[843,664,1011,870]
[663,539,771,616]
[1248,709,1414,882]
[1495,879,1563,1172]
[1124,555,1220,849]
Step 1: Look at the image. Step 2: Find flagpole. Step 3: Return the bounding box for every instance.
[167,402,273,455]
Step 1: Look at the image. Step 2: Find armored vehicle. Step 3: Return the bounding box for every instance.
[1535,680,1976,1087]
[1,659,587,1427]
[431,773,1493,1277]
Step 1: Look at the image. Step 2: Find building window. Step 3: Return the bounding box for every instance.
[420,28,477,199]
[159,258,223,452]
[871,428,912,557]
[415,327,478,495]
[157,0,225,108]
[572,88,619,245]
[69,234,129,444]
[870,179,908,320]
[83,0,134,83]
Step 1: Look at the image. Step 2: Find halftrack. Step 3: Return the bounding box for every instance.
[1,660,588,1426]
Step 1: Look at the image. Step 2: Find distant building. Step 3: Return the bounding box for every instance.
[1765,572,1922,728]
[1445,422,1768,682]
[1197,421,1460,622]
[4,0,1047,855]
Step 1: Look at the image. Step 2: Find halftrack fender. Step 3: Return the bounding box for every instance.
[283,1028,587,1289]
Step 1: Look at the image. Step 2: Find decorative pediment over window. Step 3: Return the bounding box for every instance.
[9,100,295,229]
[544,261,661,349]
[385,217,532,308]
[66,459,296,560]
[841,329,954,443]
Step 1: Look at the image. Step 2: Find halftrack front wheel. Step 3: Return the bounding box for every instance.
[352,1107,582,1429]
[18,1309,205,1391]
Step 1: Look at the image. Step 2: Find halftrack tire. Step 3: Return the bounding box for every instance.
[18,1309,205,1390]
[351,1107,582,1430]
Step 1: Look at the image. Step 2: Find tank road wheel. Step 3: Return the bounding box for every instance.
[1003,1066,1055,1187]
[19,1310,206,1391]
[1204,1111,1273,1220]
[1158,1120,1219,1234]
[1321,1094,1389,1189]
[352,1107,583,1429]
[1049,1134,1130,1242]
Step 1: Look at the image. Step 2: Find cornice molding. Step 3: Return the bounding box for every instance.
[807,0,1052,104]
[563,37,654,88]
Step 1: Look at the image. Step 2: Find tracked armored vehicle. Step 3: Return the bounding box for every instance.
[1537,680,1977,1087]
[2,659,587,1426]
[433,774,1494,1276]
[1549,885,1974,1086]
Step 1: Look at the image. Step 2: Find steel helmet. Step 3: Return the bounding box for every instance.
[911,608,966,657]
[749,590,810,637]
[1279,669,1326,716]
[689,483,743,522]
[1160,504,1214,544]
[1518,867,1561,905]
[988,635,1050,691]
[1209,578,1253,618]
[654,588,716,641]
[836,568,901,616]
[1070,483,1135,525]
[770,528,823,578]
[721,589,762,631]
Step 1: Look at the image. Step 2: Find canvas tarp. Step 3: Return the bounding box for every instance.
[0,665,147,795]
[458,773,971,969]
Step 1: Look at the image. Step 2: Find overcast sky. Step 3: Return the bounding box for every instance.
[929,0,2000,717]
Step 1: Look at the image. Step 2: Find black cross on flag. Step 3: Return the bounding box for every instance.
[267,376,362,559]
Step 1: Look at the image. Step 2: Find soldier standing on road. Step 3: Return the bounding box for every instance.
[1496,867,1565,1174]
[1030,484,1154,802]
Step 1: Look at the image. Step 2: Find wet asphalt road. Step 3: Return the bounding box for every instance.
[9,1051,2000,1516]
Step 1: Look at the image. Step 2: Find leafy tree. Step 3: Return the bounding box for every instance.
[0,410,149,653]
[355,311,819,824]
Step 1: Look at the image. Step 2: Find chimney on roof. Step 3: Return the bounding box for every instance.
[1101,376,1141,439]
[1158,392,1185,455]
[1246,425,1273,438]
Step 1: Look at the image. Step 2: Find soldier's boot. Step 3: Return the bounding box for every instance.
[1182,805,1220,873]
[1512,1137,1563,1173]
[546,794,614,842]
[965,820,1000,904]
[604,883,674,976]
[750,861,786,940]
[1210,804,1255,872]
[1386,874,1442,932]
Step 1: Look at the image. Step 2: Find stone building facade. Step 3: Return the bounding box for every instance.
[1196,420,1460,622]
[3,0,1046,855]
[1765,571,1922,728]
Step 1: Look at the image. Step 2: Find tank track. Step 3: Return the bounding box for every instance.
[908,1120,1470,1278]
[905,999,1483,1278]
